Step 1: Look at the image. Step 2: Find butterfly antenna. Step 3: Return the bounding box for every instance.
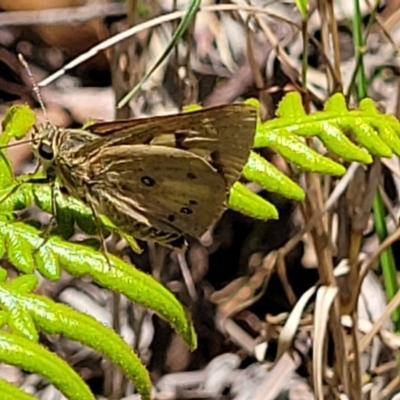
[0,139,34,150]
[18,53,48,122]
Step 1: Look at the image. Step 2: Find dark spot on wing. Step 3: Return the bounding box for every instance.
[189,200,197,205]
[141,176,156,187]
[187,172,197,179]
[180,207,193,214]
[168,214,175,222]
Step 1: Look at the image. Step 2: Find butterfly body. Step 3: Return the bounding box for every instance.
[32,104,257,249]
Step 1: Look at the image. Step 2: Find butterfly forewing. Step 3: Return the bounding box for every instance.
[82,104,257,187]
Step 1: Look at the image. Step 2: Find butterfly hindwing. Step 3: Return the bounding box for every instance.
[86,144,227,238]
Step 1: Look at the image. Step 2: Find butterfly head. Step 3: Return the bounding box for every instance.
[31,122,61,168]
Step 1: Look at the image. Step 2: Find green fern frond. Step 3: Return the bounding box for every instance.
[0,378,37,400]
[0,216,196,347]
[0,273,159,399]
[235,92,400,220]
[0,330,96,400]
[252,92,400,164]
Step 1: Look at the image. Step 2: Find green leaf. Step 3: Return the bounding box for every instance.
[0,105,34,195]
[0,378,37,400]
[1,105,35,145]
[0,331,95,400]
[0,275,154,399]
[316,121,372,164]
[228,182,279,220]
[295,0,308,19]
[0,217,196,350]
[358,98,400,157]
[254,91,400,168]
[0,182,33,212]
[5,223,36,275]
[242,151,305,201]
[0,162,14,198]
[182,104,203,113]
[0,105,35,187]
[254,121,346,175]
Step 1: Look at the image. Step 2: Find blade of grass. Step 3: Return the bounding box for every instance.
[352,0,400,329]
[117,0,201,108]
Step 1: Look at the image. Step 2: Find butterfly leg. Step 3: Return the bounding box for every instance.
[33,180,59,255]
[86,198,113,270]
[0,169,58,256]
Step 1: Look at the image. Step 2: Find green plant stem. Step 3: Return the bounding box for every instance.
[352,0,400,329]
[301,19,308,88]
[373,194,400,324]
[353,3,366,99]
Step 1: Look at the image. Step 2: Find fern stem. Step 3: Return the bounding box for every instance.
[352,0,400,328]
[352,1,367,100]
[373,193,400,320]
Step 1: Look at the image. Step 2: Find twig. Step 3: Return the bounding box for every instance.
[38,4,299,87]
[177,253,197,301]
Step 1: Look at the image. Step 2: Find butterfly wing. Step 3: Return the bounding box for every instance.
[57,105,257,248]
[82,104,257,188]
[86,144,228,239]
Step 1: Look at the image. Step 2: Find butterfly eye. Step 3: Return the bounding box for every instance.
[38,142,54,160]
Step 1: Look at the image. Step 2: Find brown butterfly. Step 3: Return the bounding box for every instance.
[31,104,257,250]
